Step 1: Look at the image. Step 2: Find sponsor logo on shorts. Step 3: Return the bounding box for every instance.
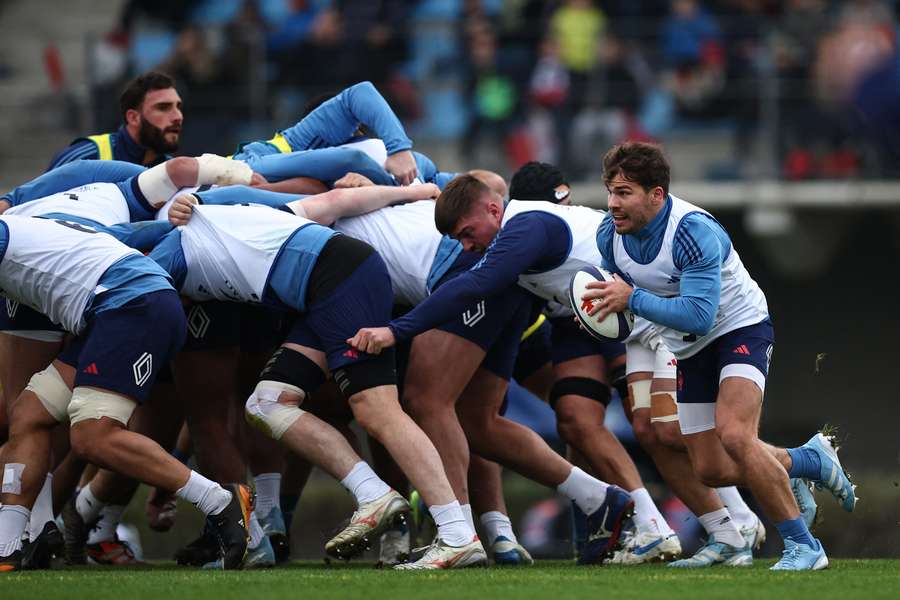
[342,348,359,359]
[132,352,153,387]
[83,363,99,375]
[187,306,211,339]
[6,298,18,318]
[462,300,486,327]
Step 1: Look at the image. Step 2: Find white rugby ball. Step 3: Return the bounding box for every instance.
[569,266,635,342]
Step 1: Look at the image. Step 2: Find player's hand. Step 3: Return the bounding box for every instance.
[168,194,199,226]
[385,150,418,186]
[583,275,632,322]
[409,183,440,200]
[347,327,396,355]
[0,199,9,214]
[250,172,269,186]
[334,172,375,188]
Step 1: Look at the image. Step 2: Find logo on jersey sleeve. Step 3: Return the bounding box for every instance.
[462,300,486,327]
[133,352,153,387]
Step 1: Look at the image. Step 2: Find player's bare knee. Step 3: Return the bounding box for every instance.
[631,412,657,449]
[693,457,730,487]
[717,424,754,459]
[653,421,683,449]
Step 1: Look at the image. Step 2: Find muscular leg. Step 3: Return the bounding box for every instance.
[0,334,63,443]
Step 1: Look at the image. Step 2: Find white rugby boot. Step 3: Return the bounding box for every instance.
[393,536,487,570]
[325,490,409,560]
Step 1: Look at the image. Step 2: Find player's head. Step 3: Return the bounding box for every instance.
[602,142,669,234]
[120,71,183,154]
[468,169,508,199]
[435,174,504,253]
[509,161,570,205]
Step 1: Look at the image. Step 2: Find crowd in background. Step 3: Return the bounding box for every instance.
[85,0,900,179]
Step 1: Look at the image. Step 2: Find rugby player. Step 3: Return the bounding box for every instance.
[586,142,854,570]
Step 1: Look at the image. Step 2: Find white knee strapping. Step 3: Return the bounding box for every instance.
[245,381,306,440]
[196,153,253,187]
[137,163,180,208]
[628,379,652,411]
[26,364,73,423]
[68,387,136,426]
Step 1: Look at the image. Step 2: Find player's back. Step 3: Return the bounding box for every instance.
[4,182,131,226]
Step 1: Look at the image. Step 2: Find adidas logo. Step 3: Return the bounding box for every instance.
[732,344,750,355]
[83,363,99,375]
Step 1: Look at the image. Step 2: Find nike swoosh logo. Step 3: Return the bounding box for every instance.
[587,506,612,541]
[633,538,664,555]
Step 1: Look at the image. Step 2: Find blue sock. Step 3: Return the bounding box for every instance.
[280,493,300,530]
[775,517,815,547]
[787,447,821,479]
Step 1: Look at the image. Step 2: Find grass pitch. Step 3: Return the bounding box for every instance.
[2,560,898,600]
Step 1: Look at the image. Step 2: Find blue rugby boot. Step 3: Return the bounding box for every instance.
[259,506,289,564]
[578,486,634,565]
[771,538,828,571]
[794,432,857,512]
[790,478,819,529]
[668,537,752,568]
[491,536,534,566]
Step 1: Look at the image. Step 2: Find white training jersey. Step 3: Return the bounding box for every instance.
[178,204,311,303]
[502,200,607,317]
[0,215,139,334]
[333,200,441,305]
[612,195,769,359]
[340,138,388,168]
[4,182,130,226]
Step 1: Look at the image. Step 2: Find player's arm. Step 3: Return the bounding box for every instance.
[100,220,176,252]
[1,160,146,209]
[147,229,188,289]
[248,147,395,186]
[46,139,100,171]
[349,214,569,353]
[167,186,302,225]
[286,183,439,225]
[135,154,256,210]
[253,176,329,195]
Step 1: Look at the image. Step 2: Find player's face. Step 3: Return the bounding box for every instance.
[135,88,183,153]
[451,195,502,253]
[606,176,664,234]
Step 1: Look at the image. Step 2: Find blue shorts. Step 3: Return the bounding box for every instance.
[433,252,532,381]
[513,316,552,382]
[182,301,240,352]
[676,319,774,435]
[58,290,187,403]
[284,253,393,371]
[549,316,626,365]
[0,296,64,336]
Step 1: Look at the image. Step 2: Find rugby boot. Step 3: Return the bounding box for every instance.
[326,490,409,560]
[241,535,276,569]
[740,514,767,551]
[61,496,92,565]
[393,536,487,570]
[668,537,752,568]
[802,432,857,512]
[0,550,23,572]
[790,478,818,529]
[86,537,144,566]
[205,483,254,570]
[606,529,682,565]
[578,485,634,565]
[491,536,534,566]
[146,487,178,532]
[377,522,411,567]
[771,538,828,571]
[21,521,64,569]
[259,506,290,564]
[175,524,219,566]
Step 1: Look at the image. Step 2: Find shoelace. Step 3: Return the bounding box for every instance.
[778,542,802,568]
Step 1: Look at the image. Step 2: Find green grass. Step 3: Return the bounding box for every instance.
[3,560,899,600]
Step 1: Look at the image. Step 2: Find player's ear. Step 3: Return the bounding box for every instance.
[125,108,141,128]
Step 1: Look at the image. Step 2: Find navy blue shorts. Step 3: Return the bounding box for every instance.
[240,304,290,354]
[182,301,240,352]
[676,320,774,434]
[284,253,393,371]
[431,252,531,380]
[0,296,64,333]
[549,316,626,365]
[58,290,187,403]
[513,316,552,382]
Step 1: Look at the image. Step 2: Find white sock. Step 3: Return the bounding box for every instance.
[479,511,516,546]
[461,503,475,530]
[175,471,232,516]
[253,473,281,517]
[340,462,390,506]
[715,487,756,531]
[249,510,265,549]
[428,501,474,547]
[0,505,29,556]
[629,487,674,536]
[75,482,104,524]
[557,467,608,515]
[698,508,745,548]
[28,474,54,541]
[87,504,126,544]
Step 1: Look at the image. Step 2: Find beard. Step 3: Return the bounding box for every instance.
[137,118,180,154]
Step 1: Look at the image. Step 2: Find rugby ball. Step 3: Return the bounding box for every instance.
[569,266,635,342]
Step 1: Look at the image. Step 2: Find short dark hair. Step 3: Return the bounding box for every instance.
[602,142,670,195]
[119,71,176,121]
[434,174,492,235]
[509,161,568,202]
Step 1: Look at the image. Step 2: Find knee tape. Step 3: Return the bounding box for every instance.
[549,377,611,409]
[26,364,73,423]
[245,381,306,440]
[197,153,253,186]
[628,379,652,412]
[68,387,136,426]
[650,390,679,423]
